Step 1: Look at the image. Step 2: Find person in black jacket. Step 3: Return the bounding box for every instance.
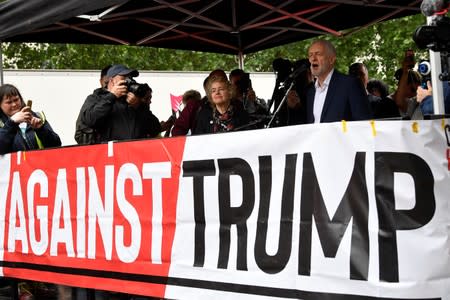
[75,65,112,144]
[305,39,371,123]
[77,64,161,144]
[0,84,61,155]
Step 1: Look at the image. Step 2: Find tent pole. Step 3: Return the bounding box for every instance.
[429,49,445,114]
[0,41,4,85]
[238,51,244,70]
[427,16,445,114]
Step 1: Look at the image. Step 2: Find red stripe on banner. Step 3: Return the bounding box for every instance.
[2,137,186,297]
[447,148,450,170]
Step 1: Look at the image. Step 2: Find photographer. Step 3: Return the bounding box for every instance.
[417,80,450,114]
[78,64,161,143]
[75,65,111,144]
[0,84,61,155]
[391,52,424,120]
[229,69,268,127]
[416,60,450,114]
[372,52,423,120]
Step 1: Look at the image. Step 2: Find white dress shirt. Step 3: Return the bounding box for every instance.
[313,69,334,123]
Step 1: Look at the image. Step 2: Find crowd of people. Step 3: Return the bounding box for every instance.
[1,39,450,299]
[1,39,450,156]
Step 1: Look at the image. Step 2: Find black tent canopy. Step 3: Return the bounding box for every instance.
[0,0,125,43]
[0,0,422,55]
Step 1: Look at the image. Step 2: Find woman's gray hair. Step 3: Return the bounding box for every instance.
[206,76,232,105]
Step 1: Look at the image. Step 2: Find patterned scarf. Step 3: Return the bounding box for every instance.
[213,105,234,133]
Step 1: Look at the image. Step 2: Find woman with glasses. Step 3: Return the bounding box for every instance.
[193,75,250,135]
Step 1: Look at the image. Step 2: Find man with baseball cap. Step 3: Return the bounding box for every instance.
[75,64,161,144]
[106,64,139,78]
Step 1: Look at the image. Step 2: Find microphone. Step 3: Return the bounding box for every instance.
[285,60,311,84]
[421,0,449,16]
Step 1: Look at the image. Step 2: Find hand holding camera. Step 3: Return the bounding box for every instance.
[11,106,32,124]
[109,78,128,98]
[30,115,44,129]
[416,81,433,103]
[22,100,44,128]
[126,92,141,108]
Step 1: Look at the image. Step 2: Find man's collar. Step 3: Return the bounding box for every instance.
[315,69,334,89]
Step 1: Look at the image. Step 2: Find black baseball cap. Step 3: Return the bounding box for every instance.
[106,64,139,78]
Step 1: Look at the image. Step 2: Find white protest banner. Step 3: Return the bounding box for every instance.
[0,119,449,299]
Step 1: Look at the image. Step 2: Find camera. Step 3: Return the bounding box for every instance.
[272,58,294,82]
[272,58,310,83]
[413,1,450,83]
[418,60,432,88]
[413,15,450,52]
[236,72,252,93]
[124,78,150,98]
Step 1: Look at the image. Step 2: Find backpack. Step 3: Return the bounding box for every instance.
[74,89,104,145]
[74,114,99,145]
[74,126,99,145]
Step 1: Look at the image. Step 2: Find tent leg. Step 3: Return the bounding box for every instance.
[0,42,4,85]
[429,48,445,114]
[238,51,245,70]
[427,16,445,114]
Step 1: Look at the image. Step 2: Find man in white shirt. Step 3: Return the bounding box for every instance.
[305,39,371,123]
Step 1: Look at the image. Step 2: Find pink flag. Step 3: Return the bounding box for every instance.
[170,94,183,112]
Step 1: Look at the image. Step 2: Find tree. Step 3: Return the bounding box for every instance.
[1,43,236,71]
[246,14,427,90]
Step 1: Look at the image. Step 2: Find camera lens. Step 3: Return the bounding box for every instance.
[418,61,431,75]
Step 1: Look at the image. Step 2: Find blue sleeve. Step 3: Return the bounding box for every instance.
[0,119,19,155]
[419,96,434,115]
[444,81,450,114]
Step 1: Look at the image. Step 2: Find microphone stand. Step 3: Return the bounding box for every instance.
[234,116,271,131]
[266,79,295,128]
[242,90,248,110]
[267,77,282,113]
[266,61,310,128]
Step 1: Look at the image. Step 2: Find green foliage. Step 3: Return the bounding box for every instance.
[246,14,428,91]
[1,13,428,91]
[1,43,236,71]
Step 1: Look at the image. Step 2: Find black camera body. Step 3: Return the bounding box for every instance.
[124,78,150,98]
[272,58,294,82]
[413,16,450,52]
[272,58,310,84]
[236,72,252,93]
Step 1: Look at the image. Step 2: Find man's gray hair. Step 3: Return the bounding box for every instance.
[311,39,336,57]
